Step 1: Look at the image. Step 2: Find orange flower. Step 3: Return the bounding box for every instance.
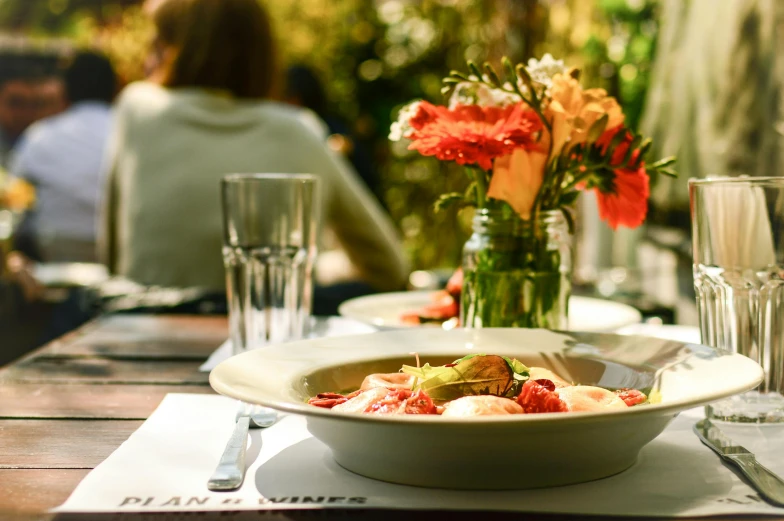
[487,148,548,219]
[407,101,542,171]
[547,74,624,156]
[592,128,649,229]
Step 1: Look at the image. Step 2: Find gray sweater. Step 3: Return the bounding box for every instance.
[100,82,408,292]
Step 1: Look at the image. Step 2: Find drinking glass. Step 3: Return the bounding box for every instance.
[690,177,784,423]
[221,173,319,355]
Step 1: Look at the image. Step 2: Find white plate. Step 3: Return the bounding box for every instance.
[338,291,642,332]
[210,328,763,490]
[32,262,109,287]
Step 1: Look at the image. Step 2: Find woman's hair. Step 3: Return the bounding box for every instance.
[151,0,277,99]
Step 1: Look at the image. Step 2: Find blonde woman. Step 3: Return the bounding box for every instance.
[101,0,408,308]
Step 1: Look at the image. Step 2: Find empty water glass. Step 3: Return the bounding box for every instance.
[221,173,319,355]
[690,177,784,423]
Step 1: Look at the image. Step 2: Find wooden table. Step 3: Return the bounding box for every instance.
[0,314,779,521]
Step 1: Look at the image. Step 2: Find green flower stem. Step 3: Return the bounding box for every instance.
[461,208,570,329]
[472,167,488,208]
[552,163,610,198]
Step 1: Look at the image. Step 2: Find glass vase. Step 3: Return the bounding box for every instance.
[461,205,573,329]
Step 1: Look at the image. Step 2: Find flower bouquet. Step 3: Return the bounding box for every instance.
[390,54,675,329]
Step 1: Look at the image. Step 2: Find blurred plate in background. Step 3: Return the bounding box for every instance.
[32,263,109,287]
[338,291,642,332]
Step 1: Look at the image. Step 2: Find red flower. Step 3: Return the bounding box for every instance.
[595,167,649,230]
[406,101,543,170]
[592,128,650,230]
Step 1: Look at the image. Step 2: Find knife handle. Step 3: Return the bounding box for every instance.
[726,455,784,507]
[207,415,250,491]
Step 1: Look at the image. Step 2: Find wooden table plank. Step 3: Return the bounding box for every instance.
[2,358,210,385]
[0,419,143,469]
[89,315,228,336]
[0,314,779,521]
[0,384,214,419]
[0,469,88,521]
[39,314,227,360]
[46,339,222,360]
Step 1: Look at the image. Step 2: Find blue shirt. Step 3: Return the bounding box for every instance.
[10,102,112,244]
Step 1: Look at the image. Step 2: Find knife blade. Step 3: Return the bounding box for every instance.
[694,419,784,507]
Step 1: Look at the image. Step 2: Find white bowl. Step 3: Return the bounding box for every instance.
[337,291,642,332]
[209,328,763,490]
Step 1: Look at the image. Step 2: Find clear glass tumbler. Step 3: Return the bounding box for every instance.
[690,177,784,423]
[221,173,319,355]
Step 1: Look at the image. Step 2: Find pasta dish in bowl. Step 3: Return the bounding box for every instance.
[209,328,762,489]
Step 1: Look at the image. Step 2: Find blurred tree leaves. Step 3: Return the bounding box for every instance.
[0,0,661,271]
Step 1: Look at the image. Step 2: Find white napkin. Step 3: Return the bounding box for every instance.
[200,316,376,372]
[54,393,784,516]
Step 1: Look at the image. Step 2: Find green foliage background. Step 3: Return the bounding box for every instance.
[0,0,661,271]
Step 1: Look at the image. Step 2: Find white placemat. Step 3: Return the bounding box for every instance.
[200,316,377,372]
[54,392,784,516]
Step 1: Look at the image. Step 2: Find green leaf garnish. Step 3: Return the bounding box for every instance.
[401,354,529,402]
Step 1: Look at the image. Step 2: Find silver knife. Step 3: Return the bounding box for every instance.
[694,419,784,507]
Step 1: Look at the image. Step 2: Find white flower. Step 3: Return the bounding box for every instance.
[448,82,519,109]
[525,53,569,91]
[389,100,422,142]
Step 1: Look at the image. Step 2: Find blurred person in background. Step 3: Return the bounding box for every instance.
[284,64,384,207]
[34,73,67,121]
[0,57,42,169]
[101,0,408,314]
[10,51,117,262]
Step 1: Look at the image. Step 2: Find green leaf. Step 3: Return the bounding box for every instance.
[515,64,538,103]
[401,363,442,381]
[451,353,482,363]
[464,180,477,199]
[561,205,579,235]
[434,192,466,212]
[500,356,530,379]
[654,167,678,177]
[467,61,483,80]
[483,62,501,87]
[450,354,528,379]
[516,63,534,86]
[586,114,609,143]
[623,135,642,166]
[409,354,521,402]
[502,56,517,84]
[559,190,581,206]
[632,138,652,168]
[649,156,677,169]
[604,130,627,160]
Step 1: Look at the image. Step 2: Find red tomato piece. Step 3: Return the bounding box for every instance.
[367,389,411,414]
[405,390,437,414]
[399,312,422,325]
[308,392,349,409]
[446,268,463,297]
[614,388,647,406]
[516,379,568,413]
[420,291,458,320]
